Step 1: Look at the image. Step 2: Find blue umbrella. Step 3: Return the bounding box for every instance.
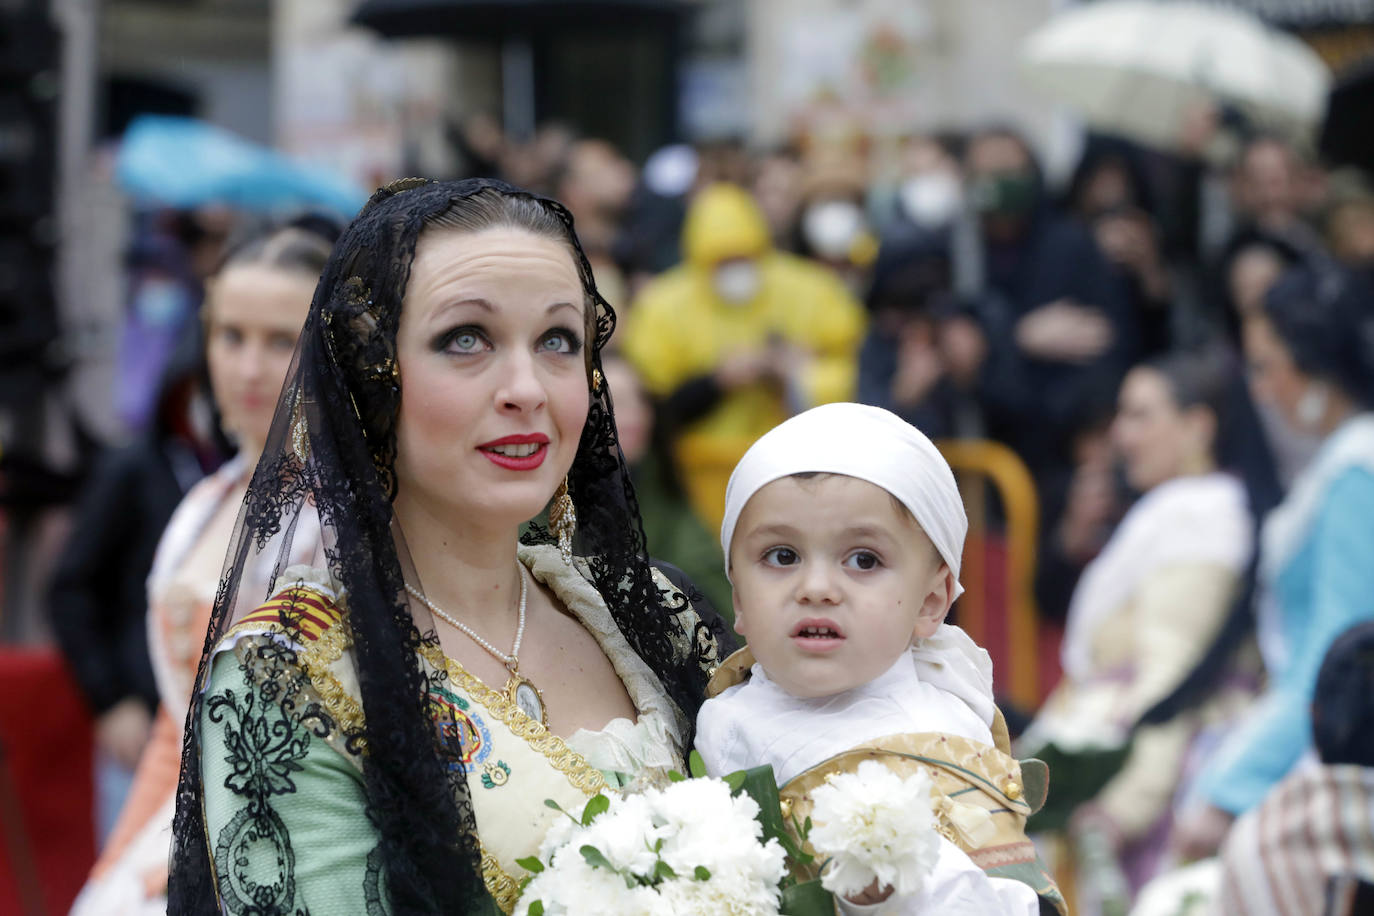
[115,115,367,217]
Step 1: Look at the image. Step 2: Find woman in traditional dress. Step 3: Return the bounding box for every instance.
[1019,348,1256,888]
[71,216,337,914]
[167,179,730,915]
[1174,259,1374,858]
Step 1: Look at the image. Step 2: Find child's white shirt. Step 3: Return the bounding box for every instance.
[696,624,996,784]
[695,624,1038,915]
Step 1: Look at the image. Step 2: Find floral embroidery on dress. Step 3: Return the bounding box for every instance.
[207,647,317,915]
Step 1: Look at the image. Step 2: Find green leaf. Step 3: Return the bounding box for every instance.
[694,865,711,881]
[580,794,610,825]
[579,844,616,872]
[528,901,544,916]
[732,765,789,846]
[723,771,746,792]
[779,878,835,915]
[515,856,544,874]
[688,750,707,779]
[667,769,686,783]
[654,860,678,882]
[543,798,563,812]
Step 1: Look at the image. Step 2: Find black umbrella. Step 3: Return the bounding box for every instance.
[1320,55,1374,172]
[350,0,687,39]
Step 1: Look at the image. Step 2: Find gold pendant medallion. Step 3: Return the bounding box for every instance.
[506,673,547,727]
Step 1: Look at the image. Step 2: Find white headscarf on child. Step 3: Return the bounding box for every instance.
[720,403,967,600]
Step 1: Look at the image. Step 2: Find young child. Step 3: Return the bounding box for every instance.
[695,403,1060,914]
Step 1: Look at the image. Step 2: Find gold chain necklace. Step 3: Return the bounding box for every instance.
[405,564,547,726]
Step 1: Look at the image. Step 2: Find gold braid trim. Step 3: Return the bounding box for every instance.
[419,642,608,796]
[299,620,369,758]
[481,848,523,914]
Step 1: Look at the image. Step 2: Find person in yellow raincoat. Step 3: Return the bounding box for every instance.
[621,183,866,533]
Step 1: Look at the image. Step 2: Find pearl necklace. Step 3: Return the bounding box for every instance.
[405,564,547,726]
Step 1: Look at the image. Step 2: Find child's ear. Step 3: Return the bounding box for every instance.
[912,564,956,641]
[731,586,747,637]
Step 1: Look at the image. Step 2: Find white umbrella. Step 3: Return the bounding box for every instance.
[1020,0,1331,151]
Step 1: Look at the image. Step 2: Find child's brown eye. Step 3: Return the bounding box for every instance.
[762,547,799,566]
[844,551,880,571]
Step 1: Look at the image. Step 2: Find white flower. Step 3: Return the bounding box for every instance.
[515,776,787,915]
[808,760,941,899]
[578,793,664,877]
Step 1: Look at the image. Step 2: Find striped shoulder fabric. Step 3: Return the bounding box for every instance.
[228,583,344,644]
[1219,764,1374,915]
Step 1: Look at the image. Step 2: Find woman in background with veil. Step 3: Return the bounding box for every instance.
[168,178,730,915]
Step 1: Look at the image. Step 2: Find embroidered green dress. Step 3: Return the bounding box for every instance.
[200,545,704,914]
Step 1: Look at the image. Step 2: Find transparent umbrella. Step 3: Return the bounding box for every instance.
[1019,0,1331,152]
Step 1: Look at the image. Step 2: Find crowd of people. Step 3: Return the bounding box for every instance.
[42,111,1374,913]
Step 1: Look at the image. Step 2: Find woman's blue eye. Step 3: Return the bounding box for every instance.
[538,329,580,354]
[445,329,485,353]
[762,547,799,567]
[844,551,881,571]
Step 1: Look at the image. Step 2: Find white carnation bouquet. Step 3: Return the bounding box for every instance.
[514,770,788,916]
[515,754,946,915]
[806,759,942,900]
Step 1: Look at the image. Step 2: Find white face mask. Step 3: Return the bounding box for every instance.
[899,172,962,229]
[802,200,864,260]
[713,260,761,304]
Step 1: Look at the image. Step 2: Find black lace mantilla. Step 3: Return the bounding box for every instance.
[169,178,731,916]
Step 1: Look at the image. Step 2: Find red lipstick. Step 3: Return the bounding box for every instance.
[477,433,550,471]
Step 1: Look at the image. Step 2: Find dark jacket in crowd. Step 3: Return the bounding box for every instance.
[48,438,204,714]
[975,211,1137,474]
[48,332,220,716]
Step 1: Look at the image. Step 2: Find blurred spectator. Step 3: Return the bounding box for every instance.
[750,145,805,252]
[857,233,983,438]
[1021,349,1255,891]
[116,207,233,433]
[1217,620,1374,915]
[554,138,636,310]
[1225,135,1324,252]
[554,138,636,257]
[621,182,866,532]
[879,133,967,241]
[451,110,506,179]
[501,120,576,195]
[1321,169,1374,279]
[959,125,1137,621]
[601,356,730,616]
[70,216,334,915]
[794,146,879,294]
[48,331,225,839]
[1223,233,1301,322]
[962,125,1136,479]
[693,137,752,188]
[614,143,698,295]
[1217,232,1319,501]
[1065,140,1173,356]
[1176,261,1374,859]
